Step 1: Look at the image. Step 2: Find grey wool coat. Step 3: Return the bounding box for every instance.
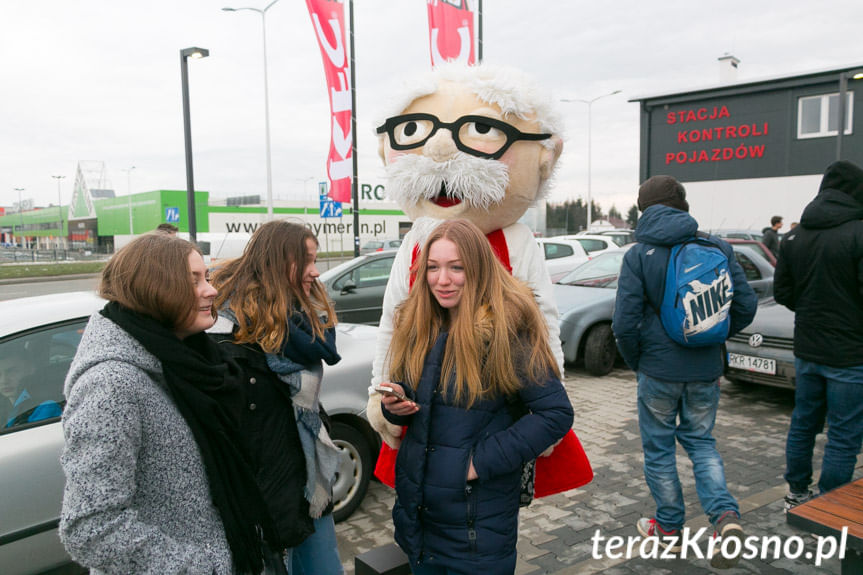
[60,312,233,574]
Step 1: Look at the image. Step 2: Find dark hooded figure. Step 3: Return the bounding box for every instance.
[775,160,863,511]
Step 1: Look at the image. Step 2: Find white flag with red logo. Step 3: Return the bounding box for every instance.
[306,0,352,203]
[427,0,476,68]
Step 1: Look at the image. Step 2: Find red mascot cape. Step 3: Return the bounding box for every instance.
[373,228,593,496]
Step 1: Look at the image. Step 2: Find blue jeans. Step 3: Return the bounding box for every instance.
[285,514,343,575]
[785,358,863,495]
[637,373,738,531]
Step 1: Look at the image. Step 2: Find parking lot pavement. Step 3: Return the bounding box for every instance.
[337,368,862,574]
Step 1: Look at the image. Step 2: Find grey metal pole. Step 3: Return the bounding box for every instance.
[52,175,65,248]
[586,101,593,231]
[349,0,360,257]
[180,47,209,244]
[477,0,483,63]
[261,9,274,220]
[14,187,24,247]
[837,72,848,161]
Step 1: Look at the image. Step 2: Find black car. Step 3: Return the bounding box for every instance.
[320,251,397,325]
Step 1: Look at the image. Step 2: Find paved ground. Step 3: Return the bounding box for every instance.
[336,367,862,574]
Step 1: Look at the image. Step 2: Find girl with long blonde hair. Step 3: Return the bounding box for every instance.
[379,219,573,574]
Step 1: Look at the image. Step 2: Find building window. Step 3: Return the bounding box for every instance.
[797,92,853,138]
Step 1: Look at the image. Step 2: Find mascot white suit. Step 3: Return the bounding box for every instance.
[367,63,566,449]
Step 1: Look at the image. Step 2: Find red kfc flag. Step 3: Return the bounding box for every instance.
[306,0,352,203]
[427,0,476,68]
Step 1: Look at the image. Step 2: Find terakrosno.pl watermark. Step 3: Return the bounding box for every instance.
[591,526,848,566]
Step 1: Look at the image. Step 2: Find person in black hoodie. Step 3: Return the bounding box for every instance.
[775,160,863,511]
[761,215,783,258]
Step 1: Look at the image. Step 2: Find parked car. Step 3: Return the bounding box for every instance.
[0,292,380,574]
[319,250,397,325]
[724,298,795,389]
[725,237,777,266]
[359,238,402,254]
[596,229,636,247]
[554,234,618,256]
[536,237,591,282]
[730,244,774,299]
[554,242,777,377]
[713,228,764,242]
[555,248,630,376]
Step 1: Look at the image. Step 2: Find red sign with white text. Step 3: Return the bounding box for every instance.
[306,0,352,203]
[427,0,476,68]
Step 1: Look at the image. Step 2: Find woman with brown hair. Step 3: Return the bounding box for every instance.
[61,233,277,574]
[379,219,574,575]
[210,220,343,574]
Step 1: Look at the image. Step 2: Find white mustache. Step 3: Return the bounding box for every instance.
[384,152,509,211]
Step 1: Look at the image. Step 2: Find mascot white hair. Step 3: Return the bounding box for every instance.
[368,63,565,448]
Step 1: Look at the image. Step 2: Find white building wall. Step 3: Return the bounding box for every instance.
[686,174,822,232]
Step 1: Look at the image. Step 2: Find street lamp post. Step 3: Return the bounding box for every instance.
[14,187,25,248]
[181,47,210,244]
[121,167,136,235]
[296,176,315,217]
[561,90,621,232]
[51,175,66,248]
[223,0,280,221]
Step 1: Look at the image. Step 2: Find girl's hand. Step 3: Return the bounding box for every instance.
[379,383,419,416]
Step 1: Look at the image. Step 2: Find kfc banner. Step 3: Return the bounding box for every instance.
[306,0,353,203]
[427,0,476,68]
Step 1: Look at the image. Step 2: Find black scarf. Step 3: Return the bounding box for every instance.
[100,302,277,574]
[278,310,341,367]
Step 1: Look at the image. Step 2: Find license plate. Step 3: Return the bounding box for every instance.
[728,353,776,375]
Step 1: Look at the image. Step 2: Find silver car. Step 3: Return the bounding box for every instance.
[724,298,796,389]
[0,292,379,574]
[554,243,776,377]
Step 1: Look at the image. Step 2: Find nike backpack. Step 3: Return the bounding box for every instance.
[658,232,734,347]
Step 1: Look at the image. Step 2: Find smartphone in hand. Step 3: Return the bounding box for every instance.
[374,384,408,402]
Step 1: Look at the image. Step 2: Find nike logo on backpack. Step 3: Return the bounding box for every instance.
[684,263,702,273]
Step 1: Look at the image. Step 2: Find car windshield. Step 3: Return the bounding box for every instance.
[557,251,625,288]
[319,255,373,282]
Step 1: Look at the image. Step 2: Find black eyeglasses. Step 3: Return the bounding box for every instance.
[376,113,552,160]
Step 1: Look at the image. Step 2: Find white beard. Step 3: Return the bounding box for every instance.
[384,152,510,212]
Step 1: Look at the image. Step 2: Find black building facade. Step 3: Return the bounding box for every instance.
[632,62,863,231]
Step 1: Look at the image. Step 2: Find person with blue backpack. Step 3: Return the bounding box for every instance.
[613,175,757,569]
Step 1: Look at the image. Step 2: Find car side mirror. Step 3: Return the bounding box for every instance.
[341,280,357,295]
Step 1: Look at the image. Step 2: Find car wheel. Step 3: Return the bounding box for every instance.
[330,420,373,523]
[584,324,616,376]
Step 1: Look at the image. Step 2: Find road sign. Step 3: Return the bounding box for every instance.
[320,199,342,218]
[165,207,180,223]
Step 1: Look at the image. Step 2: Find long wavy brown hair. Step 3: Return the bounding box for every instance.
[388,219,559,407]
[211,220,335,353]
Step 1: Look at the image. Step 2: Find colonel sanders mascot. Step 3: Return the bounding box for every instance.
[367,63,566,451]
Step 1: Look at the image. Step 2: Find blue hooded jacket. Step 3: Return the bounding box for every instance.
[612,205,757,382]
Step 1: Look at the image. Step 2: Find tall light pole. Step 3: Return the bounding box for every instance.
[561,89,621,232]
[296,176,315,217]
[181,46,210,243]
[51,175,66,248]
[223,0,279,220]
[121,166,136,234]
[14,187,25,247]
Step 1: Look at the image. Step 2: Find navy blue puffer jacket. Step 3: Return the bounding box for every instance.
[382,333,573,573]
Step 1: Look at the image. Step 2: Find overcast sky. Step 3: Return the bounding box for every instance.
[3,0,863,217]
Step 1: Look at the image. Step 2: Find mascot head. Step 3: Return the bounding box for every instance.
[376,64,563,234]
